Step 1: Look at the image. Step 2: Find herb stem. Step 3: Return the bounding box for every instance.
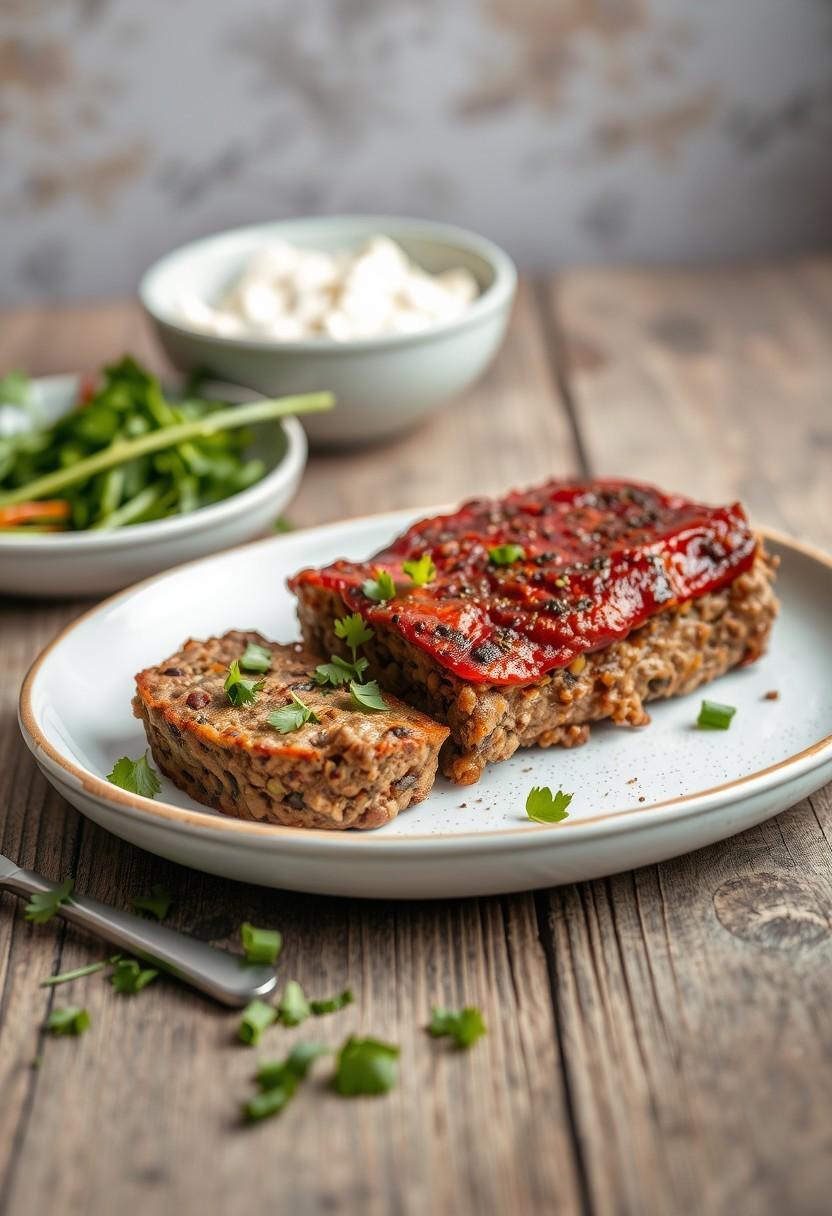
[40,960,108,987]
[0,392,333,509]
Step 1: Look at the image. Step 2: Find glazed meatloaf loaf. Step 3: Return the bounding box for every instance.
[133,631,449,829]
[291,479,778,785]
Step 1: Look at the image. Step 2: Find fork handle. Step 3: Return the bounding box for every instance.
[2,869,277,1007]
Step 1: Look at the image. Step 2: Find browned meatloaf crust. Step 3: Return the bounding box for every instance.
[295,551,778,785]
[133,631,449,829]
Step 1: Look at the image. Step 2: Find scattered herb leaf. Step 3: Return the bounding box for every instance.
[349,679,387,713]
[402,553,436,587]
[132,884,172,922]
[241,922,283,966]
[25,878,74,925]
[225,660,265,707]
[525,786,572,824]
[41,960,107,988]
[239,998,278,1046]
[310,988,354,1016]
[428,1006,487,1049]
[488,544,526,566]
[697,699,736,730]
[362,569,396,603]
[273,516,294,534]
[315,653,368,688]
[46,1005,90,1036]
[110,958,158,995]
[244,1044,330,1121]
[107,752,161,799]
[240,642,272,673]
[333,1036,399,1096]
[267,691,320,734]
[278,980,311,1027]
[334,613,374,657]
[0,369,31,408]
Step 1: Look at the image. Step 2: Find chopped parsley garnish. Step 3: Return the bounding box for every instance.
[334,613,374,656]
[239,998,278,1046]
[310,988,354,1016]
[25,878,74,924]
[110,958,158,995]
[132,885,172,922]
[315,653,368,688]
[697,699,736,730]
[41,960,107,988]
[428,1006,487,1049]
[267,691,320,734]
[46,1005,90,1036]
[402,553,436,587]
[224,660,265,707]
[278,980,311,1027]
[349,679,387,712]
[362,569,396,603]
[244,1043,330,1122]
[241,922,283,966]
[239,642,272,673]
[488,543,526,566]
[333,1036,399,1096]
[525,786,572,824]
[107,752,161,799]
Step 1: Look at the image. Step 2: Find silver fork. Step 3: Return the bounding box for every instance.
[0,854,277,1007]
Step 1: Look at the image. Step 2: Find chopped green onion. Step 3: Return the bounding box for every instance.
[239,998,277,1046]
[697,700,737,730]
[241,922,282,966]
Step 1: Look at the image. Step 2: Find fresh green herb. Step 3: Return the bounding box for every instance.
[362,569,396,603]
[334,613,374,657]
[310,988,354,1016]
[244,1043,330,1122]
[402,553,437,587]
[488,544,526,566]
[273,516,294,534]
[697,699,737,730]
[41,960,107,988]
[132,885,172,922]
[243,1081,296,1122]
[241,922,283,966]
[314,653,369,687]
[525,786,572,824]
[0,369,31,408]
[239,998,278,1046]
[278,980,311,1027]
[110,958,158,995]
[25,878,74,924]
[349,680,387,713]
[333,1036,399,1096]
[107,752,161,799]
[46,1005,90,1036]
[428,1006,487,1049]
[225,659,265,707]
[267,691,320,733]
[240,642,272,673]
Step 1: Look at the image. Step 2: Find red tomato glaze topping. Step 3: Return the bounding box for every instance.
[290,479,758,685]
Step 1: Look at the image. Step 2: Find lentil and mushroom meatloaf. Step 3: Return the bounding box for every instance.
[290,479,778,785]
[133,631,449,829]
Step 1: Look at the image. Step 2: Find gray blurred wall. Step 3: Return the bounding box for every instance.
[2,0,831,305]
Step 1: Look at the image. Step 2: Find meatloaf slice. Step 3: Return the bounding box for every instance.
[133,631,449,829]
[290,479,779,785]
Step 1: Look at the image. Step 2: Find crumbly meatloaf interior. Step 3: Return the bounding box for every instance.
[133,633,448,830]
[296,548,778,785]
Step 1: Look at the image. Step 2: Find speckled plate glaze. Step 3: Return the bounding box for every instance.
[18,510,832,899]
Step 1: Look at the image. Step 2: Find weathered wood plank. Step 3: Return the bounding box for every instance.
[540,262,832,1216]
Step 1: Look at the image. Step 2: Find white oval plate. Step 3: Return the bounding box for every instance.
[18,511,832,899]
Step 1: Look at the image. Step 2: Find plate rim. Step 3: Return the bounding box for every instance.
[18,513,832,850]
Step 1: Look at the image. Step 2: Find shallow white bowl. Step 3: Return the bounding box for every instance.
[0,374,307,598]
[139,215,517,446]
[18,511,832,899]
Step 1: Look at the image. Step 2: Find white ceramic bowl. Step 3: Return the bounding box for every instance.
[139,215,517,447]
[0,374,307,598]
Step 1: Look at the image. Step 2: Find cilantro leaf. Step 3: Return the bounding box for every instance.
[41,960,107,988]
[310,988,354,1015]
[224,660,265,707]
[333,1036,399,1096]
[110,958,158,995]
[402,553,436,587]
[46,1005,90,1036]
[362,569,396,603]
[334,613,374,657]
[25,878,74,924]
[239,998,278,1046]
[241,922,282,966]
[132,884,172,922]
[107,752,161,799]
[278,980,311,1027]
[349,679,387,712]
[525,786,572,824]
[488,544,526,566]
[315,653,368,688]
[239,642,272,673]
[428,1006,487,1049]
[267,691,320,734]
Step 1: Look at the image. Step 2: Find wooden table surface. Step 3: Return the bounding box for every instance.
[1,262,831,1216]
